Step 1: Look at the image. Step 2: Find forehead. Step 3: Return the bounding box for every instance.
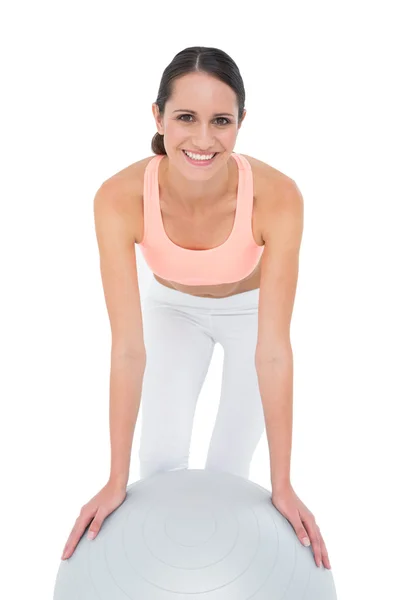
[168,72,237,111]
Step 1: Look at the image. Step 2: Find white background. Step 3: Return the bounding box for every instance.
[1,1,399,598]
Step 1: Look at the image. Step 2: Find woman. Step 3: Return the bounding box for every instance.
[61,46,331,570]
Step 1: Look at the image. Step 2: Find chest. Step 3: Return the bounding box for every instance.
[158,191,264,251]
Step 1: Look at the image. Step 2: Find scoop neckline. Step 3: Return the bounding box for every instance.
[153,152,243,253]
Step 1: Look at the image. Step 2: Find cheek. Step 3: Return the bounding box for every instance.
[165,124,185,141]
[220,128,237,144]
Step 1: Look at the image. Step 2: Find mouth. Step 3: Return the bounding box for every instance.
[182,149,219,165]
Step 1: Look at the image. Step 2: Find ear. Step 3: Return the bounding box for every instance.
[152,103,164,135]
[238,108,247,129]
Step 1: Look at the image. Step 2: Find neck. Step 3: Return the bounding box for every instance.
[161,154,232,211]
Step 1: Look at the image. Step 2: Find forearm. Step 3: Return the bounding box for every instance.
[108,353,146,487]
[255,353,293,491]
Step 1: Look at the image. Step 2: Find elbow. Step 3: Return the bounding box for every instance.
[255,344,292,367]
[111,344,147,363]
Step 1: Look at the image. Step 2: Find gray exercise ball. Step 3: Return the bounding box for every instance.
[54,468,337,599]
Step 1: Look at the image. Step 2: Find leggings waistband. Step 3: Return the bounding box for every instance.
[145,276,260,309]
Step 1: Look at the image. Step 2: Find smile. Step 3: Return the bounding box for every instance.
[182,150,218,166]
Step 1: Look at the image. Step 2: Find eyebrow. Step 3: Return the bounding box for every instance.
[173,109,235,117]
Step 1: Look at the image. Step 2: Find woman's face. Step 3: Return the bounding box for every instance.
[152,72,246,175]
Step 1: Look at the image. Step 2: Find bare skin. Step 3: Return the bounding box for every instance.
[109,152,287,298]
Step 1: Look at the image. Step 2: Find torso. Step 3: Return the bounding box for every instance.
[106,153,290,298]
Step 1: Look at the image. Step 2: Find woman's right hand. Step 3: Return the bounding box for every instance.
[61,479,127,560]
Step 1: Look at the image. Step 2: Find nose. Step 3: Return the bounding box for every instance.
[191,122,215,150]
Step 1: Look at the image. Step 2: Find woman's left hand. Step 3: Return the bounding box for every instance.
[271,484,331,570]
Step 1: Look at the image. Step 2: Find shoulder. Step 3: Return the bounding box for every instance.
[240,153,296,196]
[102,155,155,195]
[99,155,157,242]
[240,153,303,243]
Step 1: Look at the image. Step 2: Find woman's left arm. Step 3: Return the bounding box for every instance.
[255,176,303,490]
[255,177,331,570]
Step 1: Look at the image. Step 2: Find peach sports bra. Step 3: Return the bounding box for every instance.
[136,152,264,286]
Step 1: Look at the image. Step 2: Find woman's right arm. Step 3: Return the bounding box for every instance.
[62,178,147,560]
[93,179,147,488]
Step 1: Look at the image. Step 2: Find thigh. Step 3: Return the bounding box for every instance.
[205,311,265,479]
[139,298,215,472]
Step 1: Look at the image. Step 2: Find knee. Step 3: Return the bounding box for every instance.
[204,456,250,481]
[139,454,189,480]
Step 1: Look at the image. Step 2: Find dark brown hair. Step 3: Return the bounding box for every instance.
[151,46,246,155]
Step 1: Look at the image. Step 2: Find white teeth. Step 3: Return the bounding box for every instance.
[184,150,215,161]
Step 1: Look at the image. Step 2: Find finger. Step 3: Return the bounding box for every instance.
[62,512,94,559]
[304,518,322,568]
[318,529,331,569]
[86,508,107,540]
[290,511,311,547]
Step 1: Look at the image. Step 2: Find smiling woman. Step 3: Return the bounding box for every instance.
[61,45,332,575]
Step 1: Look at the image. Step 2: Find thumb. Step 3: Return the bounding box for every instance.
[87,509,106,540]
[291,512,311,546]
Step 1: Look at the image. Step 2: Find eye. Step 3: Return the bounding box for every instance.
[177,114,231,125]
[178,114,194,122]
[215,117,231,125]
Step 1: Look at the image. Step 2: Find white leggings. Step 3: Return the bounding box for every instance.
[138,276,265,481]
